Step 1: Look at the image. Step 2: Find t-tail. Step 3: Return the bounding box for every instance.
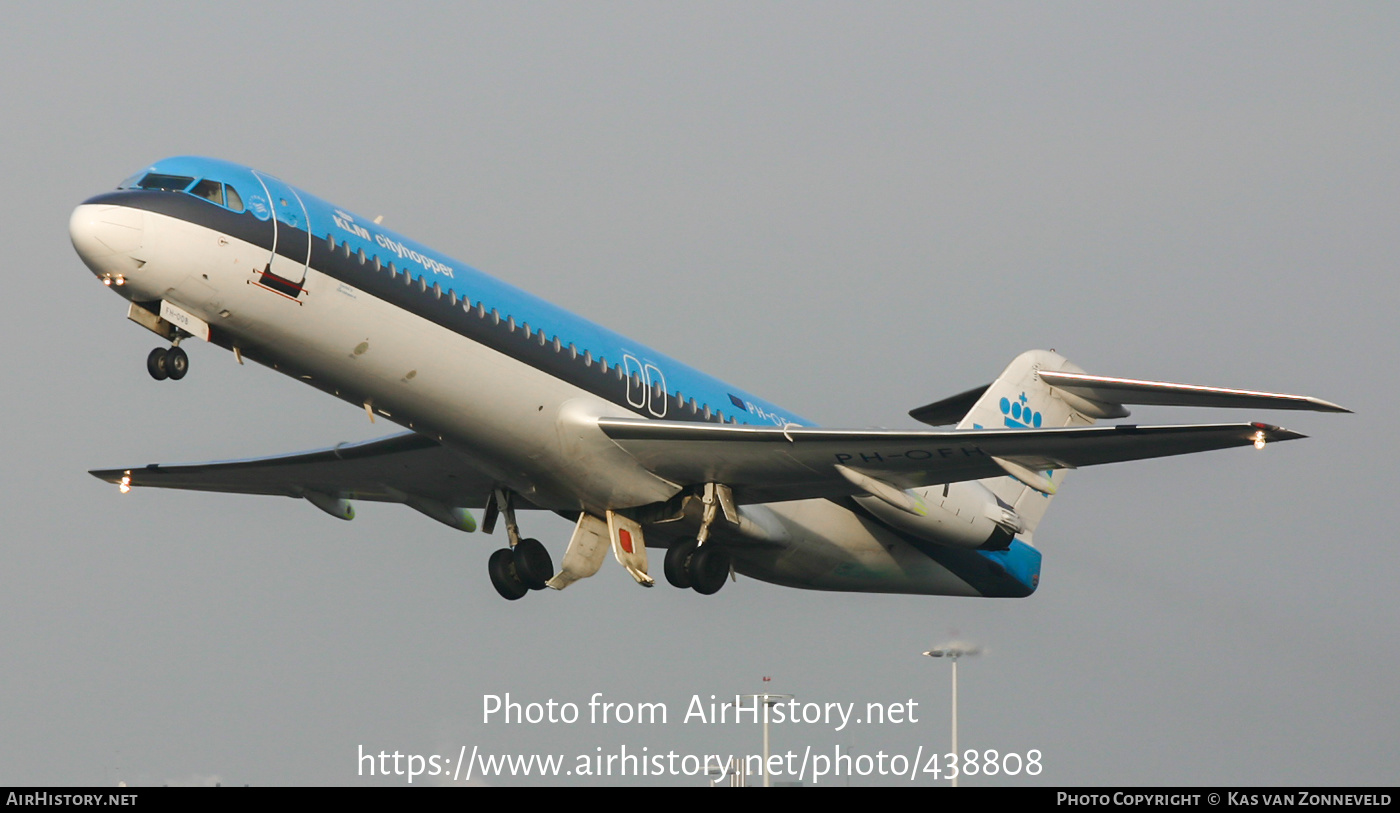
[908,349,1350,545]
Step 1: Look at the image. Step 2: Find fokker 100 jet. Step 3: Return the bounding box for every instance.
[71,157,1348,601]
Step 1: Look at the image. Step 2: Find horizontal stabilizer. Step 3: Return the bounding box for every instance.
[598,417,1304,505]
[908,384,990,426]
[1038,370,1351,413]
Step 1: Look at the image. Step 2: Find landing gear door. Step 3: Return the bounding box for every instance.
[250,171,312,299]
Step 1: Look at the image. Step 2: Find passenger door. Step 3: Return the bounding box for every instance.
[250,171,312,298]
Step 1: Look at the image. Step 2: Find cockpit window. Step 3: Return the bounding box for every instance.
[136,173,195,192]
[191,179,224,204]
[224,184,244,212]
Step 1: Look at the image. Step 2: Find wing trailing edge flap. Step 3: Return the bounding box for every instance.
[597,417,1305,505]
[89,431,504,510]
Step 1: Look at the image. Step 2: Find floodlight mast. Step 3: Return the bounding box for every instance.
[738,693,793,787]
[923,643,981,787]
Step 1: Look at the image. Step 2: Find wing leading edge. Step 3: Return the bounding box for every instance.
[89,432,502,508]
[597,418,1304,505]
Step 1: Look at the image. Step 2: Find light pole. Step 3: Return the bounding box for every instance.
[737,693,793,787]
[923,642,981,787]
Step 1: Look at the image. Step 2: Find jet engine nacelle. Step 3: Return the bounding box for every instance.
[854,480,1023,550]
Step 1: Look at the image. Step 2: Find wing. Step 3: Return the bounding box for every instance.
[597,418,1304,504]
[89,431,502,508]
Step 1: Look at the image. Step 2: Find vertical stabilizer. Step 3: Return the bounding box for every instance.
[956,350,1098,538]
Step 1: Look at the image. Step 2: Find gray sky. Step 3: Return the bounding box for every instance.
[2,2,1395,786]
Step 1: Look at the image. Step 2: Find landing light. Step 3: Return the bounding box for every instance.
[1253,430,1267,450]
[118,474,132,494]
[102,277,112,286]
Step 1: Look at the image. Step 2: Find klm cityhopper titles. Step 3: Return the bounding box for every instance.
[71,157,1349,601]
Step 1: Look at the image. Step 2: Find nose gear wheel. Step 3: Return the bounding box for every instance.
[146,345,189,381]
[146,347,169,380]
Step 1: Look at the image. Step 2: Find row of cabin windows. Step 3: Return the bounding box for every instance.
[325,232,740,424]
[115,173,751,425]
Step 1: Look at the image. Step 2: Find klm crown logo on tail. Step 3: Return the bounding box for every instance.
[1000,393,1043,428]
[956,350,1092,530]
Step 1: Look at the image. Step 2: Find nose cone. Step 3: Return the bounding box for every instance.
[70,204,144,275]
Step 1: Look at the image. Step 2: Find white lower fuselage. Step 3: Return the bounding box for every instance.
[73,199,1029,599]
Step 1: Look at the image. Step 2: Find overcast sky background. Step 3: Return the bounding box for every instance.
[1,3,1395,786]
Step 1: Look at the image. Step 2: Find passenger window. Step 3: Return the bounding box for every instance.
[224,185,244,212]
[191,179,224,205]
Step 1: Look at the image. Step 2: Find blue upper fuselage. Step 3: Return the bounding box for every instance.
[101,156,809,430]
[81,156,1043,598]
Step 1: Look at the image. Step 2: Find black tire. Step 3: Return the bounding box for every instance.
[146,347,169,381]
[664,540,697,589]
[488,548,528,600]
[166,346,189,380]
[512,538,553,590]
[689,546,730,595]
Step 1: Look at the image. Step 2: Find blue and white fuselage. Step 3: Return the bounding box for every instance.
[71,157,1344,601]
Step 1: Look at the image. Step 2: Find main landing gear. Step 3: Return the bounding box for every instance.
[480,483,738,601]
[663,540,731,595]
[487,538,553,600]
[661,482,733,595]
[146,343,189,381]
[484,489,555,601]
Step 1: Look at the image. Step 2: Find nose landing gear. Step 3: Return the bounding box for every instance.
[146,344,189,381]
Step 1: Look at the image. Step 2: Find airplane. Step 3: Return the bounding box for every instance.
[70,156,1349,601]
